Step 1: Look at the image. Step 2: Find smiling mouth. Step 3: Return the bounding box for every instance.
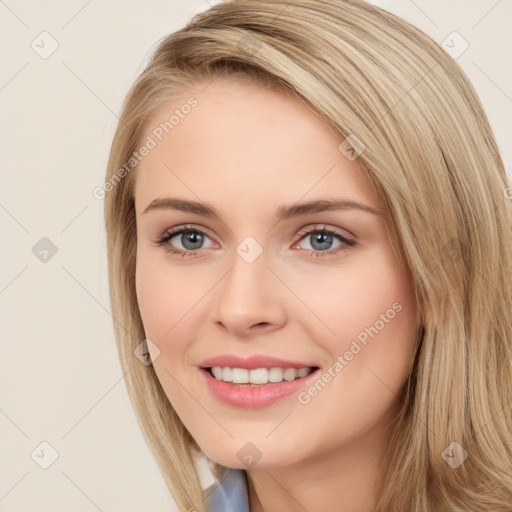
[203,366,320,385]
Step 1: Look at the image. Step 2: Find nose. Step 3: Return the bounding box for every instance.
[212,247,287,337]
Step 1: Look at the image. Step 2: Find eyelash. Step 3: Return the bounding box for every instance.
[153,224,357,259]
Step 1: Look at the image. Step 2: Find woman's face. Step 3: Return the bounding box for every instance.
[133,76,419,470]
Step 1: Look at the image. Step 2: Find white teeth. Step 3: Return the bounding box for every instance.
[283,368,296,381]
[268,367,284,383]
[211,366,223,380]
[297,367,310,378]
[231,368,249,383]
[209,366,314,384]
[249,368,268,384]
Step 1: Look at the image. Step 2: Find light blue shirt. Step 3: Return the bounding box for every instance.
[204,467,250,512]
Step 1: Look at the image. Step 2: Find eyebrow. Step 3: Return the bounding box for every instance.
[142,197,381,219]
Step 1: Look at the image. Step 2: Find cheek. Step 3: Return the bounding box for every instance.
[135,250,201,335]
[135,251,225,378]
[135,255,197,403]
[336,266,417,374]
[136,257,169,336]
[286,256,415,344]
[288,254,418,402]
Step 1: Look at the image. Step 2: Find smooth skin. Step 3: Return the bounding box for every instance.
[134,76,420,512]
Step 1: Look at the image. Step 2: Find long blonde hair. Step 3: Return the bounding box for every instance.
[103,1,512,510]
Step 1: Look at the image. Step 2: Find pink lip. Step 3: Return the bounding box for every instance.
[197,363,320,409]
[198,354,317,370]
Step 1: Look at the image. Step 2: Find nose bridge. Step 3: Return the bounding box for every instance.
[212,240,286,332]
[222,242,270,306]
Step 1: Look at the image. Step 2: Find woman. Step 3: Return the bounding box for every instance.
[103,1,512,510]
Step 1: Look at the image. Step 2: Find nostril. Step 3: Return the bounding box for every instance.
[253,322,270,328]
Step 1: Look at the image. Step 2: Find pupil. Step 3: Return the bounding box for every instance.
[311,232,332,250]
[182,231,203,250]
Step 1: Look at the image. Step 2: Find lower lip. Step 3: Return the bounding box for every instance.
[198,367,320,409]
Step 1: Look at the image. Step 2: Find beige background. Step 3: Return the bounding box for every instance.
[1,1,511,510]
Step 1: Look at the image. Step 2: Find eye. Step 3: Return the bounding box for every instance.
[293,224,356,258]
[153,225,215,257]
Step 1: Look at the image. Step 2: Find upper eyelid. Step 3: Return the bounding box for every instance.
[297,223,354,239]
[161,224,214,241]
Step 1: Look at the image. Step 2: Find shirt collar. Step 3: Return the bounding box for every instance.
[204,467,250,512]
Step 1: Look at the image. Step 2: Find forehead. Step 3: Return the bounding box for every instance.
[133,76,380,214]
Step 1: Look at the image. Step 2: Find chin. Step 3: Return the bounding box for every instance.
[200,439,304,471]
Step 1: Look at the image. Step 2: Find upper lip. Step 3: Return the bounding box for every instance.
[198,354,319,370]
